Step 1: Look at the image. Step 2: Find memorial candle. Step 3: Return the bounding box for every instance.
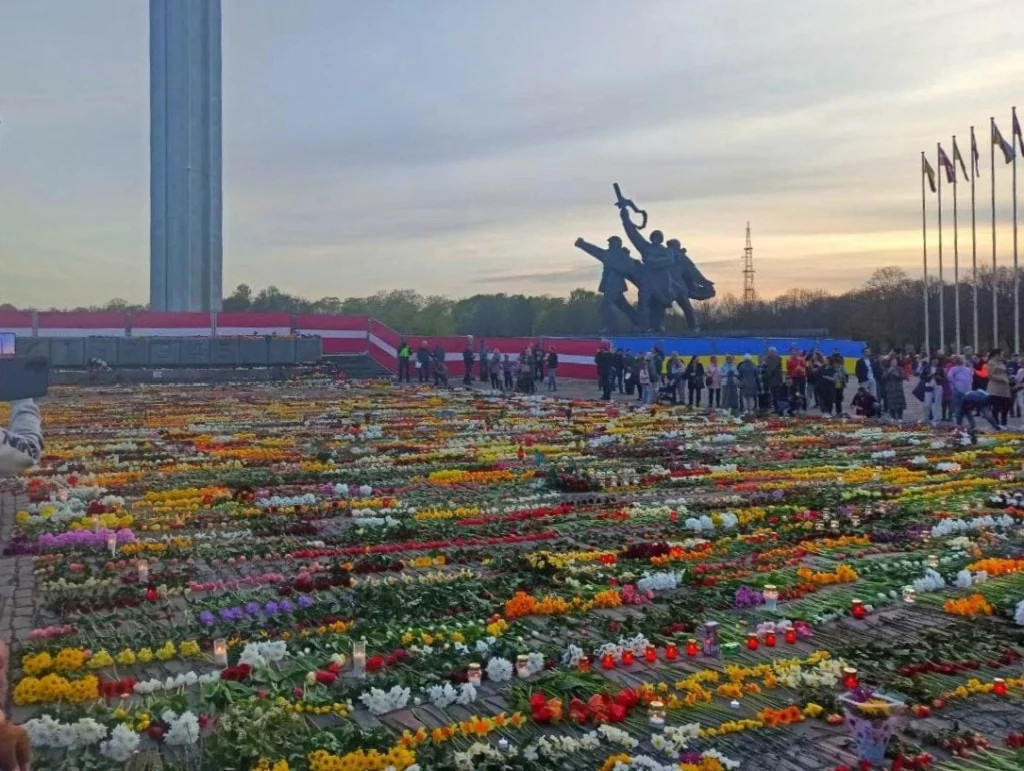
[842,667,859,690]
[850,599,867,620]
[665,642,679,660]
[686,639,699,657]
[213,638,228,667]
[644,645,657,663]
[601,653,615,670]
[353,639,367,678]
[746,633,759,651]
[621,650,634,666]
[764,631,777,648]
[137,559,149,584]
[784,628,798,645]
[467,663,482,687]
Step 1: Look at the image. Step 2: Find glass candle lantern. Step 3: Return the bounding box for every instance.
[666,642,679,660]
[993,678,1008,696]
[686,639,699,657]
[902,585,917,604]
[467,663,482,687]
[516,654,531,678]
[644,645,657,663]
[353,639,367,678]
[702,621,720,657]
[497,738,511,753]
[927,554,940,569]
[601,653,615,670]
[764,631,777,648]
[578,656,591,673]
[648,700,666,728]
[746,633,759,651]
[850,599,867,620]
[842,667,859,690]
[107,535,117,556]
[137,559,149,584]
[213,638,228,667]
[621,650,635,666]
[762,584,779,611]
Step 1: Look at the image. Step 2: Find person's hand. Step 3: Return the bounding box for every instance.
[574,237,585,247]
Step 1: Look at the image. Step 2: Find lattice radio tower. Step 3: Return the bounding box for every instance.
[742,221,756,303]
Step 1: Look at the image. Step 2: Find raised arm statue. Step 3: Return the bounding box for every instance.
[575,236,641,332]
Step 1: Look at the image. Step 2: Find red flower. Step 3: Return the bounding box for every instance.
[613,688,638,708]
[315,670,337,686]
[529,692,547,710]
[366,655,385,673]
[607,703,627,723]
[532,705,554,723]
[144,587,159,603]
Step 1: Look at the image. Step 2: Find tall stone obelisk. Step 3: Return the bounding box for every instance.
[149,0,223,312]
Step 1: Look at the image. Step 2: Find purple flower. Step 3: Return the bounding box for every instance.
[219,608,234,621]
[264,601,280,616]
[297,594,313,609]
[680,753,702,765]
[245,602,261,616]
[199,611,216,626]
[734,585,764,608]
[278,599,295,614]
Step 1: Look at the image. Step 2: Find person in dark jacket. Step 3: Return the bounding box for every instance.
[433,344,446,387]
[397,339,412,382]
[416,341,431,383]
[533,345,545,381]
[683,355,705,407]
[546,347,559,391]
[462,344,475,386]
[882,358,907,419]
[595,346,614,400]
[478,341,489,382]
[762,347,785,414]
[613,349,625,393]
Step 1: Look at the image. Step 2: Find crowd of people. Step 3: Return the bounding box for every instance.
[395,338,559,394]
[590,343,1024,435]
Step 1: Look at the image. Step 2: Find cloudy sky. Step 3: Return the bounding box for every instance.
[2,0,1023,308]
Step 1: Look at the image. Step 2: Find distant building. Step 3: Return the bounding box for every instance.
[149,0,222,311]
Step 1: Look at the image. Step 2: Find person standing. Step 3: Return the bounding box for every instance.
[882,358,906,420]
[416,340,431,383]
[397,339,412,382]
[595,345,614,400]
[947,355,974,427]
[502,354,513,390]
[720,354,739,413]
[916,357,938,423]
[613,348,625,393]
[855,347,877,396]
[738,354,759,413]
[533,345,545,382]
[940,357,954,421]
[638,357,652,404]
[462,343,475,386]
[630,354,644,402]
[763,347,785,414]
[972,353,989,390]
[0,709,32,771]
[546,347,559,391]
[786,348,807,407]
[706,356,722,408]
[684,355,705,407]
[432,343,447,387]
[490,349,502,390]
[832,354,847,416]
[986,349,1012,427]
[479,341,490,383]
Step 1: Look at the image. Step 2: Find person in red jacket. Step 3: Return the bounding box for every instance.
[786,347,808,408]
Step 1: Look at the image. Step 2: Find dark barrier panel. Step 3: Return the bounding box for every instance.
[179,338,211,366]
[238,338,269,366]
[210,338,240,365]
[118,338,150,366]
[267,338,296,364]
[50,338,86,367]
[296,338,323,363]
[15,338,49,358]
[149,338,181,367]
[86,338,120,364]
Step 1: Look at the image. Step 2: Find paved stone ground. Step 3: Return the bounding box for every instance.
[0,486,34,710]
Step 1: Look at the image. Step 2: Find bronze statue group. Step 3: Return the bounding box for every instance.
[576,185,716,333]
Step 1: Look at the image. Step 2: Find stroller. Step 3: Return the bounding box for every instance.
[656,372,684,405]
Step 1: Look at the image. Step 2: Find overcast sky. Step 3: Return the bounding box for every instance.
[2,0,1023,308]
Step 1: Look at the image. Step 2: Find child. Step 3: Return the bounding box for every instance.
[851,386,882,417]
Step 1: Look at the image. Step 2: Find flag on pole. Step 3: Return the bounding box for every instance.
[993,120,1015,163]
[938,145,956,183]
[923,155,937,193]
[953,137,970,181]
[972,129,981,177]
[1014,109,1024,156]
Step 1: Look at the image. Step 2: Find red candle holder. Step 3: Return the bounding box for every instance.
[993,678,1008,696]
[621,650,635,666]
[850,599,867,620]
[842,667,859,690]
[579,657,590,673]
[666,643,679,660]
[746,633,759,651]
[601,653,615,670]
[686,639,699,657]
[764,631,777,648]
[644,645,657,663]
[784,628,798,645]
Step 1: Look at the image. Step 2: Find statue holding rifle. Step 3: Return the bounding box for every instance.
[574,235,641,333]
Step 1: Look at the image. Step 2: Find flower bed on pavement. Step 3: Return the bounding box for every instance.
[5,382,1024,771]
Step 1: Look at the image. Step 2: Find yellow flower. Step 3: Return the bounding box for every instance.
[115,648,137,666]
[137,647,154,664]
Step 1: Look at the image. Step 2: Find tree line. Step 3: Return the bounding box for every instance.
[5,267,1023,351]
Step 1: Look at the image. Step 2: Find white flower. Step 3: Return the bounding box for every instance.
[456,682,477,705]
[561,644,586,668]
[427,683,458,709]
[101,724,140,762]
[486,657,513,683]
[164,711,200,746]
[526,651,546,675]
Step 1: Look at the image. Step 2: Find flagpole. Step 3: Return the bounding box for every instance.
[937,143,946,353]
[971,126,979,352]
[992,117,999,349]
[953,136,961,352]
[922,151,931,356]
[1014,106,1020,355]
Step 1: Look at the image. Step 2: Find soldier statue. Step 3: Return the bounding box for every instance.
[574,236,641,333]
